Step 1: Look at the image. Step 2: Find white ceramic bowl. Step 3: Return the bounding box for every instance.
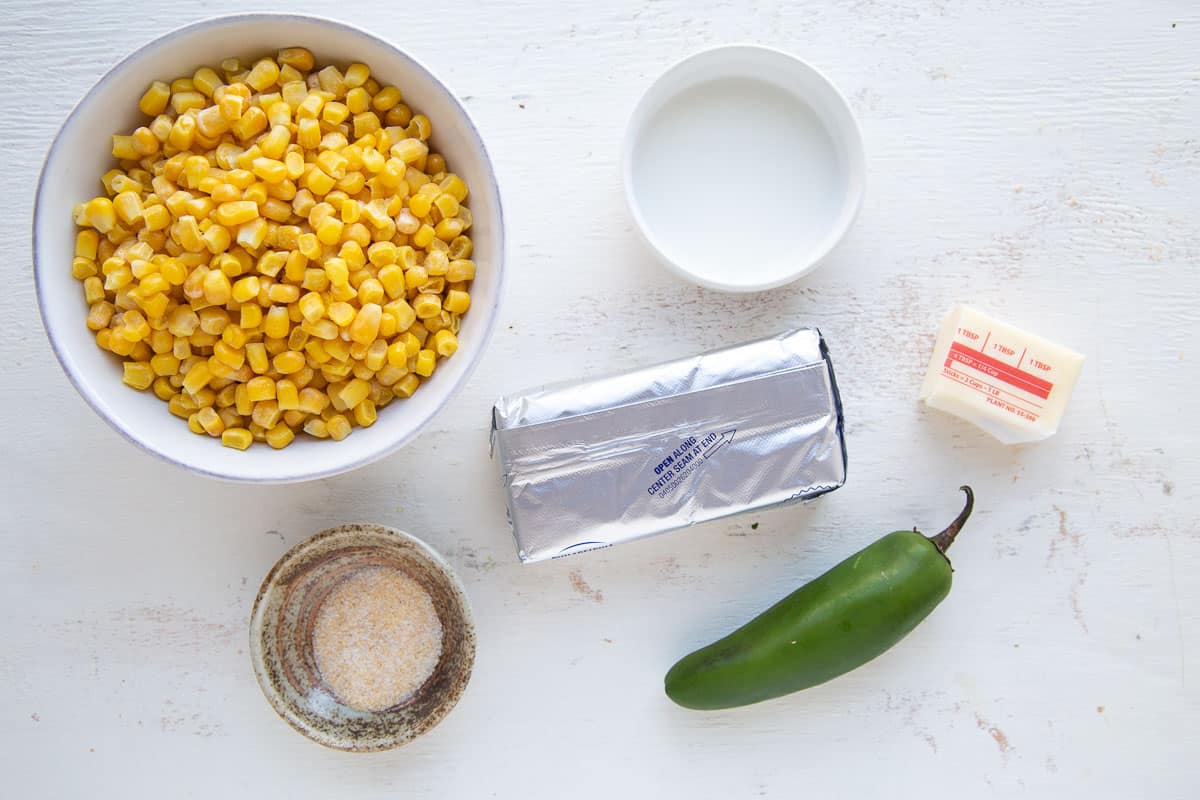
[34,14,504,483]
[622,45,864,292]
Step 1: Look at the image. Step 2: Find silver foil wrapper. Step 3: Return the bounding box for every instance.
[491,329,846,563]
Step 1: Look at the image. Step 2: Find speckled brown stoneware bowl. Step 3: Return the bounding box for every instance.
[249,524,475,751]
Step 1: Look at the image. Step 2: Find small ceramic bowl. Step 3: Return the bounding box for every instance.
[33,13,505,483]
[249,524,475,752]
[623,45,864,292]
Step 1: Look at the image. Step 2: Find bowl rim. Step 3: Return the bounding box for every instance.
[620,43,865,293]
[32,12,506,483]
[248,523,476,751]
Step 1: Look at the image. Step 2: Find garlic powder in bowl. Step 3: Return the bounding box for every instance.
[249,523,475,751]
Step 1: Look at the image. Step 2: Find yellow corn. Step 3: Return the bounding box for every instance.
[75,53,474,448]
[267,283,301,304]
[245,58,281,91]
[240,303,263,330]
[230,275,259,303]
[412,224,436,248]
[412,292,441,319]
[364,339,389,372]
[353,398,377,427]
[446,259,476,282]
[263,305,291,339]
[196,406,225,436]
[414,348,436,377]
[243,376,275,402]
[433,329,458,357]
[265,423,295,449]
[444,289,471,314]
[393,373,421,398]
[182,361,212,396]
[122,361,154,390]
[245,342,269,373]
[259,125,291,159]
[278,47,314,71]
[151,353,180,376]
[273,350,305,374]
[221,427,253,450]
[326,414,352,441]
[275,379,300,410]
[348,303,381,344]
[357,278,384,306]
[139,81,171,116]
[302,318,339,340]
[303,418,329,438]
[307,168,336,196]
[213,200,258,227]
[298,291,325,323]
[252,157,287,184]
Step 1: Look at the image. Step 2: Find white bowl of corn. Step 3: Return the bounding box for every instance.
[34,14,504,482]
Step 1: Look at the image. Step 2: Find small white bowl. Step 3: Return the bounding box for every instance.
[33,14,504,483]
[622,45,864,292]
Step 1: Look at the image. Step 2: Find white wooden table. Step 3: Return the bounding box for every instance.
[3,1,1197,796]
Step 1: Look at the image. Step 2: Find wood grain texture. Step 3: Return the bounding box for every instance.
[1,0,1197,797]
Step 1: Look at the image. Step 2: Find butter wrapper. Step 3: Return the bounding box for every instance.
[490,329,846,563]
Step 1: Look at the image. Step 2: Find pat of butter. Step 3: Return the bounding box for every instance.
[920,306,1084,443]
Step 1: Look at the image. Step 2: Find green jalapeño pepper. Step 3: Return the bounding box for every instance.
[665,487,975,710]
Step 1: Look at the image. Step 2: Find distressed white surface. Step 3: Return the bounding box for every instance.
[1,1,1197,797]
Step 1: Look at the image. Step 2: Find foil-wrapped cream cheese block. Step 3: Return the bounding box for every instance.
[491,329,847,563]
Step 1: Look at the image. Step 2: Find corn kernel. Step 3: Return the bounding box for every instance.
[294,387,328,415]
[273,350,305,374]
[372,86,402,111]
[265,423,295,449]
[412,224,435,248]
[362,339,388,371]
[251,398,282,428]
[84,197,117,233]
[302,318,339,341]
[151,353,180,376]
[267,283,301,304]
[393,373,420,398]
[446,259,476,283]
[121,309,151,341]
[443,289,471,314]
[119,361,154,391]
[412,292,441,319]
[414,348,436,377]
[196,406,225,436]
[303,418,329,438]
[138,81,171,116]
[242,376,274,402]
[220,428,252,450]
[212,200,258,227]
[326,414,352,440]
[170,90,206,114]
[182,362,212,396]
[251,156,287,184]
[273,378,300,410]
[307,167,336,196]
[293,291,323,323]
[263,305,291,339]
[353,398,377,427]
[432,328,459,358]
[246,58,281,91]
[244,341,268,373]
[240,304,263,330]
[227,275,257,303]
[348,302,381,344]
[278,47,314,72]
[407,192,432,219]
